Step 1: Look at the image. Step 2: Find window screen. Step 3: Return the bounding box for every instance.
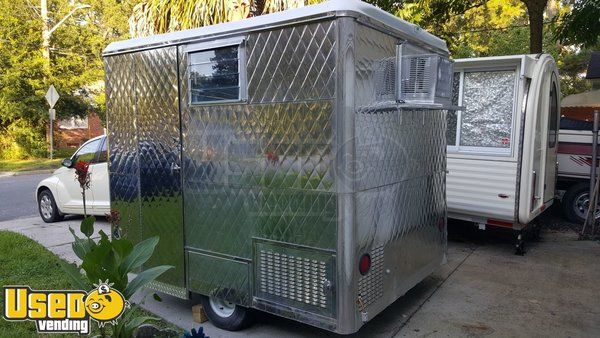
[460,71,515,148]
[189,46,240,103]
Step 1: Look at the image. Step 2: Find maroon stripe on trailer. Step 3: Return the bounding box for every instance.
[558,142,592,156]
[487,219,514,228]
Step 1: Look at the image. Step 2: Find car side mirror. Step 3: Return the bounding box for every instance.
[61,158,73,168]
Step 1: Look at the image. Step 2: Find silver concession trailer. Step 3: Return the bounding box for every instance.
[103,0,451,333]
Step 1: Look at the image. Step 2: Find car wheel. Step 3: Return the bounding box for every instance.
[200,295,253,331]
[38,190,63,223]
[562,182,600,224]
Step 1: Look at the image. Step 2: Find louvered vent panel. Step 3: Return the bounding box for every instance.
[399,55,437,101]
[259,250,328,308]
[255,241,335,316]
[403,56,433,95]
[358,245,385,307]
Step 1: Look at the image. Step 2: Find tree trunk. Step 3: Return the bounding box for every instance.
[522,0,548,54]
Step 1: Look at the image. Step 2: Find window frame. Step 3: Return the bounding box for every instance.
[71,137,103,164]
[447,66,520,157]
[97,136,108,163]
[547,73,559,149]
[185,37,247,105]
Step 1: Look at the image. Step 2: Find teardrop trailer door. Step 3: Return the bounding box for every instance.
[103,0,452,333]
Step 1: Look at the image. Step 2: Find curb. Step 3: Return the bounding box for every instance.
[0,169,55,177]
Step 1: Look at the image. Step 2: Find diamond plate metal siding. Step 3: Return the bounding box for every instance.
[135,47,185,289]
[105,53,142,245]
[187,251,251,306]
[246,20,336,103]
[353,24,446,312]
[180,101,337,259]
[355,25,397,108]
[179,22,338,312]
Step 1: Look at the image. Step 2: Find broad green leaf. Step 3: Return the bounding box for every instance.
[119,236,160,275]
[124,265,173,299]
[69,227,95,260]
[81,231,125,289]
[111,237,134,262]
[80,215,96,238]
[58,260,90,291]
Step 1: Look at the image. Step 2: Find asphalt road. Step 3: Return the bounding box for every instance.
[0,173,50,221]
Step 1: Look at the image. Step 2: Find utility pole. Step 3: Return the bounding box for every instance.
[40,0,91,73]
[39,1,90,157]
[41,0,50,72]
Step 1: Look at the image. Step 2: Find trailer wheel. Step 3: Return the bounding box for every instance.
[562,183,600,224]
[200,295,252,331]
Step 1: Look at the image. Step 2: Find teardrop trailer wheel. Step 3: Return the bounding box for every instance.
[38,189,63,223]
[200,295,253,331]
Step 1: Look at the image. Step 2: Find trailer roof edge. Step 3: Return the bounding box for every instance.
[103,0,448,56]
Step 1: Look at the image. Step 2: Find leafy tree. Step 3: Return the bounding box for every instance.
[129,0,306,37]
[555,0,600,48]
[396,0,550,53]
[0,0,133,159]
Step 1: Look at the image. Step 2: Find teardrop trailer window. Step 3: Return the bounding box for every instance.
[447,69,517,154]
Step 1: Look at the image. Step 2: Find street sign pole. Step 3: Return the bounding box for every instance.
[45,85,59,159]
[49,108,55,159]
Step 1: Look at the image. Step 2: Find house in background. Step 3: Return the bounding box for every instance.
[47,112,104,149]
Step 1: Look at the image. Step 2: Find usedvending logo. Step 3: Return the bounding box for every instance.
[3,281,128,334]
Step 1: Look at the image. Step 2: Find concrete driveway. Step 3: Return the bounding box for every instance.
[1,216,599,337]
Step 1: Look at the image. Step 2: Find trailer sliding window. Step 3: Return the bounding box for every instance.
[447,68,518,156]
[187,38,246,104]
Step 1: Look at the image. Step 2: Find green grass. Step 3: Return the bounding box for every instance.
[0,158,62,172]
[0,231,183,337]
[0,148,77,172]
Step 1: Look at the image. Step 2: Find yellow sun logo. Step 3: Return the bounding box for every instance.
[84,281,128,326]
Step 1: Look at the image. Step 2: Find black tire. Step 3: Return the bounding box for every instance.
[562,182,597,224]
[200,295,253,331]
[38,189,63,223]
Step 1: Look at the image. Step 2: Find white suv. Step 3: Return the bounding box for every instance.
[36,135,110,222]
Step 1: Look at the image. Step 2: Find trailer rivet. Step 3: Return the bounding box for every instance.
[385,269,391,274]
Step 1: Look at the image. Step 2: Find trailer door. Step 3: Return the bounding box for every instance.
[544,74,560,202]
[136,47,186,294]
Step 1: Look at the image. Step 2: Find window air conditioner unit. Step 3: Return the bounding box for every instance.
[396,43,453,106]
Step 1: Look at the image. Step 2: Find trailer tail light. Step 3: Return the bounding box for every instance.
[359,253,371,275]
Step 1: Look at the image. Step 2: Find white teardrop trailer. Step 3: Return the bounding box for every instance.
[445,54,560,254]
